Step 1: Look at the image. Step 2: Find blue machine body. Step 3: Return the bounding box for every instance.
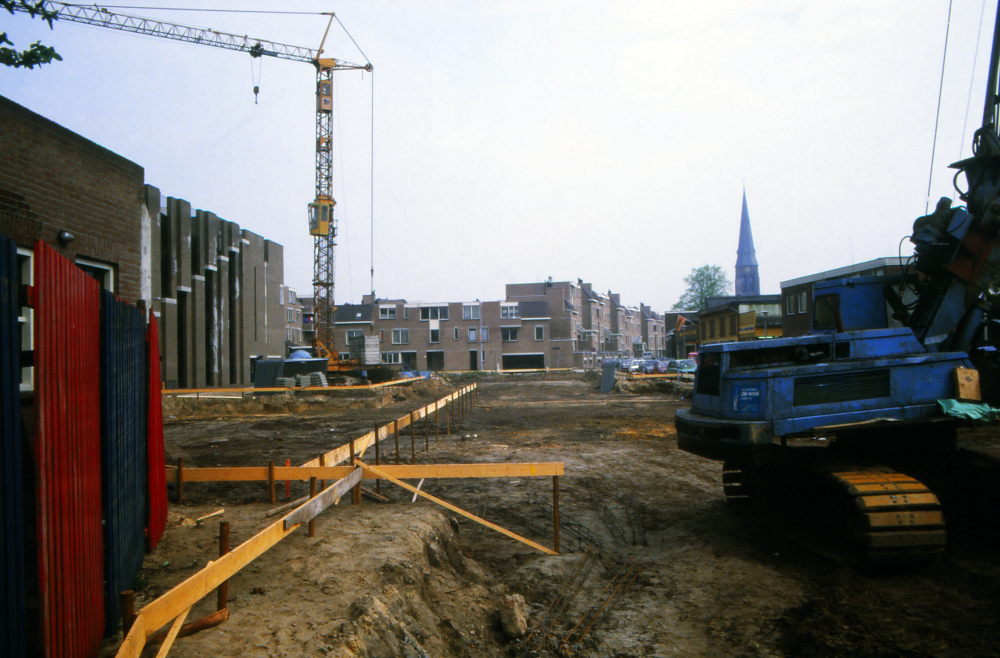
[675,327,972,462]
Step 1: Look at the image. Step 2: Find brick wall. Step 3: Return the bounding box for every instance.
[0,95,144,302]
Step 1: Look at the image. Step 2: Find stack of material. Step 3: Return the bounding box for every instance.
[307,372,328,387]
[276,377,297,388]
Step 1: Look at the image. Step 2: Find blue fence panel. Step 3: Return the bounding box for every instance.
[100,290,148,634]
[0,235,25,657]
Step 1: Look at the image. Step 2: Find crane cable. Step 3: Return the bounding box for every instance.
[926,0,955,217]
[249,53,262,104]
[960,0,989,161]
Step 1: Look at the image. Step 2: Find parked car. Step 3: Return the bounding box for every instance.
[641,359,658,374]
[655,359,670,374]
[665,359,697,375]
[619,358,634,371]
[628,360,643,373]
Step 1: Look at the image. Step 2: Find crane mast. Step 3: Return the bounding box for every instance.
[18,1,372,355]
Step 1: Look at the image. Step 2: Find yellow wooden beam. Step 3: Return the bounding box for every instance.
[168,462,564,482]
[358,461,557,556]
[153,608,190,658]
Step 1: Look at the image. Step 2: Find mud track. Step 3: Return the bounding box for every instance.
[110,372,1000,657]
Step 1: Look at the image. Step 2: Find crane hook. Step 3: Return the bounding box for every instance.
[254,85,259,104]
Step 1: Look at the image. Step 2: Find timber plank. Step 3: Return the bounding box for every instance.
[168,463,565,483]
[283,468,363,529]
[358,461,557,555]
[153,608,189,658]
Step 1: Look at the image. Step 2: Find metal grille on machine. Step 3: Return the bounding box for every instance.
[793,369,891,406]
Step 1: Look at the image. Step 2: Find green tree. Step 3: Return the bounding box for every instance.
[672,265,732,311]
[1,1,61,69]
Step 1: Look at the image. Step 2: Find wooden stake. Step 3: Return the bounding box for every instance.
[410,412,415,463]
[374,422,381,496]
[268,461,276,504]
[319,454,326,490]
[120,590,135,635]
[424,406,430,451]
[308,478,317,537]
[217,522,230,611]
[176,458,184,504]
[285,459,291,500]
[351,436,361,505]
[394,419,400,465]
[447,397,452,435]
[435,403,439,443]
[553,475,560,554]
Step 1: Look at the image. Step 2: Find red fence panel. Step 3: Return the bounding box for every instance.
[146,313,167,550]
[33,240,104,658]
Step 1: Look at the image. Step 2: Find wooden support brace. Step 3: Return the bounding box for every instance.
[435,403,439,443]
[394,419,400,465]
[358,461,558,555]
[153,608,190,658]
[375,422,381,496]
[283,468,363,530]
[146,608,229,647]
[410,412,416,462]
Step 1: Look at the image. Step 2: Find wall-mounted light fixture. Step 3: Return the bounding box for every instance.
[57,230,75,245]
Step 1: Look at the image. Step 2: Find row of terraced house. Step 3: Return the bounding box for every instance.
[292,278,672,371]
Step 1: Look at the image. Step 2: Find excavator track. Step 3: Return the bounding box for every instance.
[722,461,946,564]
[820,465,946,563]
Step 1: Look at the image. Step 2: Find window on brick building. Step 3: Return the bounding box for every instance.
[392,329,408,344]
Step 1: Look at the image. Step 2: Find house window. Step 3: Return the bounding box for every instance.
[346,329,363,346]
[297,310,301,323]
[463,305,480,320]
[287,308,294,322]
[454,327,459,340]
[502,327,518,342]
[501,305,519,319]
[380,307,396,320]
[419,306,449,320]
[381,352,402,364]
[403,307,409,319]
[481,327,489,342]
[786,294,796,315]
[535,325,544,341]
[430,329,440,343]
[75,256,115,292]
[379,329,384,343]
[469,328,477,342]
[392,329,409,344]
[798,291,808,314]
[289,290,296,304]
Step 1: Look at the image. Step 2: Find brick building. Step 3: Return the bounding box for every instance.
[2,94,301,388]
[0,95,145,303]
[779,257,906,337]
[696,295,782,348]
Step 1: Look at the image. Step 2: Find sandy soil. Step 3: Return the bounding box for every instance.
[106,372,1000,658]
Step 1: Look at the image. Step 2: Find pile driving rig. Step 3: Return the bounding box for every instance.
[675,2,1000,563]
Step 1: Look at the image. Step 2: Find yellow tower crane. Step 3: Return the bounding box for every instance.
[14,2,372,368]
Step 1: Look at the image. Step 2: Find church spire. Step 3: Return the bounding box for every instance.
[735,188,760,296]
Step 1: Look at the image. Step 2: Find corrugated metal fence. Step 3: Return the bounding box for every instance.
[0,235,26,658]
[101,290,148,634]
[34,240,105,657]
[147,314,167,550]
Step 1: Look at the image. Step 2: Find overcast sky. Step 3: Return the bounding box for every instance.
[2,1,997,310]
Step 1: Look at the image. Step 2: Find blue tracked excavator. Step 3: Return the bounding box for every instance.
[675,3,1000,563]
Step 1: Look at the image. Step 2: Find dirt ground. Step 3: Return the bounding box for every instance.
[107,372,1000,658]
